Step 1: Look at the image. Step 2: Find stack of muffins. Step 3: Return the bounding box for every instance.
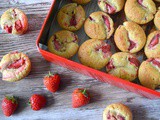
[47,0,160,90]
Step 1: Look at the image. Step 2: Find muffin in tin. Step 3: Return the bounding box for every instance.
[0,52,31,82]
[114,21,146,53]
[78,39,112,70]
[103,103,133,120]
[125,0,156,24]
[98,0,125,14]
[144,31,160,58]
[84,11,114,40]
[106,52,140,81]
[72,0,91,4]
[57,3,85,31]
[154,8,160,30]
[138,58,160,89]
[0,8,28,35]
[48,30,79,59]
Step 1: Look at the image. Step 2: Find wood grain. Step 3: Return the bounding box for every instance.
[0,0,160,120]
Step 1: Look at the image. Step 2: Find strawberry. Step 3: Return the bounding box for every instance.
[29,94,46,111]
[72,88,90,108]
[2,96,18,117]
[43,72,60,93]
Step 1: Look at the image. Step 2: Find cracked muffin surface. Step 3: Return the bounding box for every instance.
[78,39,112,69]
[106,52,140,81]
[0,8,28,35]
[98,0,125,14]
[125,0,156,24]
[84,11,114,40]
[0,52,31,82]
[57,3,85,31]
[145,31,160,58]
[114,21,146,53]
[48,30,79,59]
[72,0,91,4]
[138,58,160,89]
[103,103,133,120]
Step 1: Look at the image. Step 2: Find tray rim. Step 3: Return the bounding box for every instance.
[36,0,160,99]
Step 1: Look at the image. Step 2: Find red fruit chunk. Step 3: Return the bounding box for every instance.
[53,36,62,51]
[8,59,25,69]
[15,20,22,31]
[106,60,115,71]
[128,40,136,51]
[107,112,111,119]
[4,25,13,33]
[70,14,77,26]
[117,115,125,120]
[128,57,140,67]
[138,0,146,8]
[102,15,110,31]
[102,45,111,53]
[149,34,160,48]
[106,3,116,14]
[149,58,160,68]
[13,9,17,17]
[95,44,111,53]
[89,16,95,22]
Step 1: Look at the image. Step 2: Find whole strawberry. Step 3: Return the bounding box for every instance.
[29,94,46,111]
[72,88,90,108]
[2,96,18,117]
[43,72,60,93]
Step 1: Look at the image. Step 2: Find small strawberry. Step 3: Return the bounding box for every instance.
[43,72,60,93]
[72,88,90,108]
[29,94,46,111]
[2,96,18,117]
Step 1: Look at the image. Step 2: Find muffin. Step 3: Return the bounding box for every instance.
[138,58,160,89]
[98,0,125,14]
[72,0,91,4]
[57,3,85,31]
[0,52,31,82]
[144,31,160,58]
[0,8,28,35]
[103,103,133,120]
[125,0,156,24]
[154,8,160,30]
[114,21,146,53]
[78,39,112,70]
[84,11,114,40]
[48,30,79,59]
[106,52,140,81]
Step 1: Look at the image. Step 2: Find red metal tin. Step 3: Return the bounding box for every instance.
[36,0,160,99]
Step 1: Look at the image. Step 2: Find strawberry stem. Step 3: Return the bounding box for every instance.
[5,96,18,104]
[81,89,88,97]
[48,71,52,76]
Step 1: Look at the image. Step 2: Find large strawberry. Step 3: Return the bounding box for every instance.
[29,94,46,111]
[72,88,90,108]
[2,96,18,117]
[43,72,60,93]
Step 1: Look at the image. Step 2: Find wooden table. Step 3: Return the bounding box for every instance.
[0,0,159,120]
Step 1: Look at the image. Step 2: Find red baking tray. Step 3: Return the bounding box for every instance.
[36,0,160,99]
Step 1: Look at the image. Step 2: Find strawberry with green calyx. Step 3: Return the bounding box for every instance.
[2,96,18,117]
[43,71,60,93]
[29,94,46,111]
[72,88,90,108]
